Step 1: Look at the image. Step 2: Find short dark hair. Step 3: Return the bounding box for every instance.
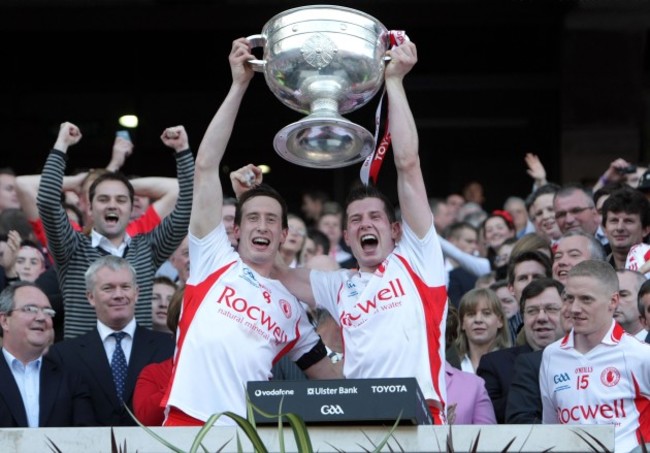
[592,181,626,207]
[489,279,509,292]
[343,185,396,230]
[0,167,16,177]
[153,275,176,289]
[526,183,561,212]
[519,278,564,312]
[88,172,135,205]
[444,221,477,241]
[507,250,552,285]
[601,186,650,227]
[235,183,288,229]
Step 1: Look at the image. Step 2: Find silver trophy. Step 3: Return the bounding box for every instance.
[247,5,390,168]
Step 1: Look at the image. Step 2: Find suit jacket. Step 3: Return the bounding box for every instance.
[47,324,173,426]
[505,349,543,424]
[476,343,533,424]
[0,351,95,427]
[445,362,496,425]
[447,267,477,309]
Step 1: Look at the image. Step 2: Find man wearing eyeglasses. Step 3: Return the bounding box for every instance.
[553,184,610,251]
[0,282,95,427]
[477,274,562,423]
[47,256,174,426]
[505,278,574,424]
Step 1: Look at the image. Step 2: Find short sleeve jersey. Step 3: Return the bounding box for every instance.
[164,224,320,424]
[310,220,448,409]
[540,321,650,453]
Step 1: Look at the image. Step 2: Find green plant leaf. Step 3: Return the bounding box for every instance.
[124,404,186,453]
[282,412,314,453]
[218,411,270,453]
[248,397,313,453]
[355,411,403,453]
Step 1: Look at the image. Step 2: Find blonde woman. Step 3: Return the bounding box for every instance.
[456,288,511,374]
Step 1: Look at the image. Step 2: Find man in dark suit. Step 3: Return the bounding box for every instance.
[48,255,174,426]
[0,282,95,427]
[505,349,543,424]
[477,278,566,423]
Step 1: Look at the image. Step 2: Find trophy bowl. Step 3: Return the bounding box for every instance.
[247,4,390,168]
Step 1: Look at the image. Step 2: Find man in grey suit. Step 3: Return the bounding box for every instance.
[48,256,173,426]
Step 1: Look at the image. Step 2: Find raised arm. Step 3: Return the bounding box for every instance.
[439,236,491,277]
[129,177,178,219]
[387,41,431,239]
[16,171,87,223]
[106,133,134,172]
[36,122,83,265]
[190,38,255,238]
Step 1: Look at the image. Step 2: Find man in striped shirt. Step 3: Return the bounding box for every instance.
[36,122,193,339]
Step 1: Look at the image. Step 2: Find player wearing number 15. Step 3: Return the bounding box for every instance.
[540,260,650,453]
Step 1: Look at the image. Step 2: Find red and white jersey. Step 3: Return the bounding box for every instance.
[541,321,650,453]
[164,224,320,424]
[310,220,448,410]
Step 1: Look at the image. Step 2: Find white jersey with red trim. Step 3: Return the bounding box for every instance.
[541,321,650,453]
[310,220,448,409]
[164,224,320,424]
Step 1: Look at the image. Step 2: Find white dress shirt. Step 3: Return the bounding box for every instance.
[2,348,42,427]
[97,318,137,365]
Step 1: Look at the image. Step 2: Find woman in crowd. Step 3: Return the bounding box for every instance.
[445,305,497,425]
[455,288,511,374]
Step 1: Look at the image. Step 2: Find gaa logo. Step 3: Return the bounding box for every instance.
[553,373,570,384]
[320,404,344,415]
[600,367,621,387]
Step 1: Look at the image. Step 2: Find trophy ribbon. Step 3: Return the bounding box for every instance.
[360,30,411,186]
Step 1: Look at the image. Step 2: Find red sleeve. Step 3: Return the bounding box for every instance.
[29,218,48,249]
[126,205,161,237]
[133,358,172,426]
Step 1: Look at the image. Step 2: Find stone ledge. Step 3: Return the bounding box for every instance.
[1,424,614,452]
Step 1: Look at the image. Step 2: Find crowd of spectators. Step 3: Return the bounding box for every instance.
[1,35,650,452]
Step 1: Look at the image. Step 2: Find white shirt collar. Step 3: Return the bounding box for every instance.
[91,229,131,257]
[2,348,42,369]
[97,317,137,342]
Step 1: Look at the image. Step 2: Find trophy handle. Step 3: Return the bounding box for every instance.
[246,34,267,73]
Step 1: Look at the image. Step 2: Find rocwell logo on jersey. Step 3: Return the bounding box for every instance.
[342,279,406,327]
[556,399,627,424]
[216,286,289,343]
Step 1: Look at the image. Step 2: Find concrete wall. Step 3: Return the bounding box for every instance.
[0,424,614,452]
